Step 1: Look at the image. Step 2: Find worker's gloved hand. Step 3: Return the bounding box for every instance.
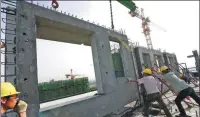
[14,100,28,113]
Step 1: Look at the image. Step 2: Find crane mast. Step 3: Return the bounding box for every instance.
[117,1,166,49]
[141,8,153,49]
[116,0,154,49]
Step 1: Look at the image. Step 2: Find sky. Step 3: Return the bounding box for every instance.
[1,1,199,83]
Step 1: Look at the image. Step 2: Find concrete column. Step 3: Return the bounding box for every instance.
[163,53,169,65]
[91,33,103,94]
[120,41,136,79]
[159,55,165,67]
[133,47,143,78]
[91,32,117,94]
[149,51,155,68]
[131,48,143,104]
[16,1,39,117]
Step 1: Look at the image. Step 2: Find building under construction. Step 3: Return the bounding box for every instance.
[0,0,199,117]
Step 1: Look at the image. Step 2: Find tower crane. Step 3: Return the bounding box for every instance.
[116,0,167,49]
[129,8,166,49]
[65,69,80,80]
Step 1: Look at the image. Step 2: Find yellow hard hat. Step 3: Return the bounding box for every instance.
[179,74,183,78]
[160,66,168,72]
[143,68,152,75]
[1,82,20,97]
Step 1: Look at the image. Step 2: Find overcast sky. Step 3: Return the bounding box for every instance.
[1,1,199,83]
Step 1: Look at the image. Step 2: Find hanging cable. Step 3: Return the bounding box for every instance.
[109,0,114,30]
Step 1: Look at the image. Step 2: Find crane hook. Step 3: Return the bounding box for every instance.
[52,0,59,9]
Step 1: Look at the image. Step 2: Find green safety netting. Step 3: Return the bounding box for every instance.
[38,77,92,103]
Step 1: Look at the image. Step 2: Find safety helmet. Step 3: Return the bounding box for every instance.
[179,73,183,78]
[143,68,152,75]
[160,66,168,73]
[1,82,20,97]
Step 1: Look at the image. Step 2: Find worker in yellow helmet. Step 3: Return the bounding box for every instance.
[160,66,200,117]
[1,82,28,117]
[127,68,172,117]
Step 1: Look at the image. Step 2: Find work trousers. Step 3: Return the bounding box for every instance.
[143,92,172,117]
[175,87,200,116]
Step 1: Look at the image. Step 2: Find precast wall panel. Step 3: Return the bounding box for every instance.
[15,1,139,117]
[133,47,164,75]
[163,52,179,76]
[133,47,168,94]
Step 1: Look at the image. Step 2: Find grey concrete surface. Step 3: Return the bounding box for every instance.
[15,1,139,117]
[133,46,165,78]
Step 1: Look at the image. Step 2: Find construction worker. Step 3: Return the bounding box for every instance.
[127,68,172,117]
[160,66,200,117]
[1,82,28,117]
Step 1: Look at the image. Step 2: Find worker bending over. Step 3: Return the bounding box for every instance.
[1,82,28,117]
[127,68,172,117]
[160,66,200,117]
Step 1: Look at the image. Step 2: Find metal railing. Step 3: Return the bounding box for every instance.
[1,0,17,83]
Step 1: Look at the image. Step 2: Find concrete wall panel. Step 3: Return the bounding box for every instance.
[163,52,179,76]
[15,1,139,117]
[133,47,168,94]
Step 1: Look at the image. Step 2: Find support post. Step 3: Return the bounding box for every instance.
[16,1,39,116]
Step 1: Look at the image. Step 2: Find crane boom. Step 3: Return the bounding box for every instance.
[116,0,137,12]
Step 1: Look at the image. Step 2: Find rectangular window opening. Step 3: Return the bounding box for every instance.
[36,39,97,104]
[142,53,152,69]
[109,41,125,78]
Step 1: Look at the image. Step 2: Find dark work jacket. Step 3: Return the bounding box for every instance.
[1,110,19,117]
